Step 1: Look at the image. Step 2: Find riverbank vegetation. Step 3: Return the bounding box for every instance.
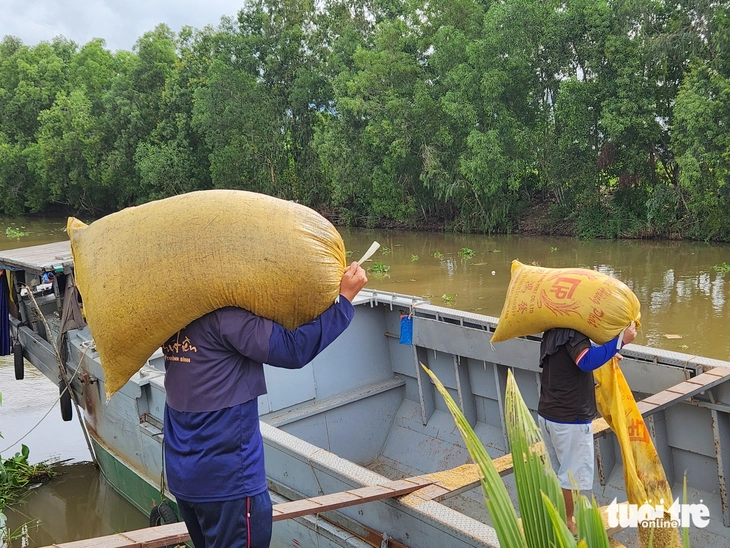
[0,445,55,510]
[0,0,728,241]
[0,444,55,544]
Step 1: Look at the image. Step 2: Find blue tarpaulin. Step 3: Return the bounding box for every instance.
[1,271,10,355]
[399,315,412,345]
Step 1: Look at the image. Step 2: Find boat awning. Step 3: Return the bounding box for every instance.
[0,241,73,274]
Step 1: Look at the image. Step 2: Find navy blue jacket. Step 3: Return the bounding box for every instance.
[163,298,355,502]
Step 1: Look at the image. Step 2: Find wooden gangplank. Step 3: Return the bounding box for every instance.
[637,366,730,415]
[40,477,432,548]
[271,477,432,521]
[401,419,610,507]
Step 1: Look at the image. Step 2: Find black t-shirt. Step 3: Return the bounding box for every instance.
[538,328,595,423]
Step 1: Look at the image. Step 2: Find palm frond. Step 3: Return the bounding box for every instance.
[575,495,610,548]
[506,370,566,546]
[422,364,527,548]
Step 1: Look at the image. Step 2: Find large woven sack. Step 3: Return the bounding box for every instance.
[491,260,641,344]
[67,190,346,398]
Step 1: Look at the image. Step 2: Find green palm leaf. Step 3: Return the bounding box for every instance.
[505,370,566,546]
[575,495,610,548]
[424,365,614,548]
[542,492,578,548]
[422,364,527,548]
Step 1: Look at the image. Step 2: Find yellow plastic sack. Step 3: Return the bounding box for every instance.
[491,260,641,344]
[595,359,680,547]
[68,190,346,398]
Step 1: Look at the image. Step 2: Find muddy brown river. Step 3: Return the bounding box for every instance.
[1,217,729,546]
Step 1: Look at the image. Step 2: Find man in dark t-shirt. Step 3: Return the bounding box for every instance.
[163,261,368,548]
[538,322,636,534]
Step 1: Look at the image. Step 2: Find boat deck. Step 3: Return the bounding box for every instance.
[0,241,72,273]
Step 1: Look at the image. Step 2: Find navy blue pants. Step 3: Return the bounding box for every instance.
[176,491,273,548]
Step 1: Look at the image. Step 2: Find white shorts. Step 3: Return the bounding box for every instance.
[538,415,594,491]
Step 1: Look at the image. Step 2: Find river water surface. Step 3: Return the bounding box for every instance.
[1,217,729,546]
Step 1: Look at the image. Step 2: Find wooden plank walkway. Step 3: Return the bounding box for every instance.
[40,477,433,548]
[401,419,610,507]
[270,477,432,521]
[637,366,730,415]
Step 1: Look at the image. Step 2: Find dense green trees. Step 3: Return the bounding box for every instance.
[0,0,728,240]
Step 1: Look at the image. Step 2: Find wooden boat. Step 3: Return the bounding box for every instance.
[3,241,730,547]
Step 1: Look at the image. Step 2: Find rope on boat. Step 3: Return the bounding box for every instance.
[17,285,98,468]
[0,353,83,454]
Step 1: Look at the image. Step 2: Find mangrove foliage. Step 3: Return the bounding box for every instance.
[0,0,729,240]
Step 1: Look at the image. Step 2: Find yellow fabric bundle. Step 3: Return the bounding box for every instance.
[68,190,346,398]
[491,260,641,344]
[595,359,680,547]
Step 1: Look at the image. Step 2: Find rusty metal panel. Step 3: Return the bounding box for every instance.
[711,379,730,405]
[648,410,676,486]
[595,432,617,487]
[711,407,730,526]
[672,449,720,494]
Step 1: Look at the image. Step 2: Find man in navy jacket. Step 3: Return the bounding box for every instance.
[162,261,368,548]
